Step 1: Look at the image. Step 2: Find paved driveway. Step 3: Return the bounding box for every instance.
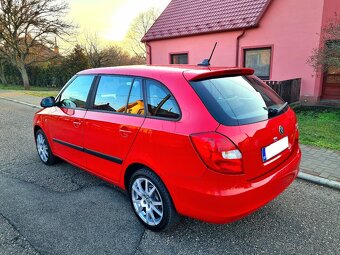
[0,99,339,255]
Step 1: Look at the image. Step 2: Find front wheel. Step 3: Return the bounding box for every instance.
[129,168,179,231]
[35,129,58,165]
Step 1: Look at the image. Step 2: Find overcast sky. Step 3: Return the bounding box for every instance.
[66,0,171,42]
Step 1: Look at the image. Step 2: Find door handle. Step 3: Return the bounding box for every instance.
[73,120,81,128]
[119,126,132,137]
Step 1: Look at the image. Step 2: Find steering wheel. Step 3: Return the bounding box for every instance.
[154,94,171,116]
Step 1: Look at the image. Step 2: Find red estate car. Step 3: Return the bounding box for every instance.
[33,65,301,231]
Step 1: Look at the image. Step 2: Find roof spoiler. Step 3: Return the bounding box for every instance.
[187,68,255,81]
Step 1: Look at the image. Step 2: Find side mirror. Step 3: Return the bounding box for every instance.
[40,97,56,108]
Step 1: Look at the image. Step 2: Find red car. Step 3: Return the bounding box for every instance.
[33,65,301,231]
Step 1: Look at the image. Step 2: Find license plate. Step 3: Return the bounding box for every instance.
[262,137,289,162]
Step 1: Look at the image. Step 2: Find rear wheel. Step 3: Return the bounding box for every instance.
[129,168,178,231]
[35,129,58,165]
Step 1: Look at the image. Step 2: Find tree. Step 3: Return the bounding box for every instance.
[81,33,105,68]
[101,45,144,67]
[63,45,89,77]
[0,0,72,89]
[125,8,159,62]
[308,14,340,72]
[0,56,8,84]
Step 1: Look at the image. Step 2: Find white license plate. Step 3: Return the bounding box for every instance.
[262,137,289,162]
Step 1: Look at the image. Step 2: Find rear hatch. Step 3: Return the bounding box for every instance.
[188,73,298,180]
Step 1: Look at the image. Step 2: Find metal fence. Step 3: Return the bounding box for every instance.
[265,78,301,104]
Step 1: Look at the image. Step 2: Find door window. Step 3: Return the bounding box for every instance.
[126,79,144,116]
[94,76,134,113]
[145,80,180,119]
[59,75,94,109]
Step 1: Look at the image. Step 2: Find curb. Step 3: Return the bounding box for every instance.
[298,172,340,190]
[0,96,41,109]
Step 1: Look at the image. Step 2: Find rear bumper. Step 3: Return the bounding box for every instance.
[172,145,301,223]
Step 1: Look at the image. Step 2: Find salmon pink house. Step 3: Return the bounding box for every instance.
[142,0,340,103]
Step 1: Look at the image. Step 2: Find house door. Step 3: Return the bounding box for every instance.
[322,66,340,100]
[321,40,340,100]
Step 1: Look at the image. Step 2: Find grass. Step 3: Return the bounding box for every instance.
[0,84,59,97]
[24,91,59,97]
[0,84,59,91]
[294,106,340,151]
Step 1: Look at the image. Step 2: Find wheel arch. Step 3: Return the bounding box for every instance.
[34,125,42,138]
[123,163,174,207]
[33,125,54,154]
[124,163,150,191]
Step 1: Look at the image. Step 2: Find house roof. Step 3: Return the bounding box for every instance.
[142,0,272,42]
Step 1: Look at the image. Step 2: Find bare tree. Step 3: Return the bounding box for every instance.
[125,8,159,62]
[0,0,72,89]
[101,45,141,67]
[308,14,340,72]
[81,33,105,68]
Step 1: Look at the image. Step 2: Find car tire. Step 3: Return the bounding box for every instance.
[35,129,58,165]
[129,168,179,231]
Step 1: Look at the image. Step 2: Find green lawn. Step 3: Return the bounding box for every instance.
[0,84,59,91]
[0,84,59,97]
[294,107,340,151]
[23,91,59,98]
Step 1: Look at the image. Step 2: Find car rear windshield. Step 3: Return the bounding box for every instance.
[190,76,287,126]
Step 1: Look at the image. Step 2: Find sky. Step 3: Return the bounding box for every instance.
[66,0,171,43]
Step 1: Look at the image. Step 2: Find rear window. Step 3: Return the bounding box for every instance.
[190,76,287,126]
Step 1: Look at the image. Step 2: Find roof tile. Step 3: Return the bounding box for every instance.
[142,0,271,42]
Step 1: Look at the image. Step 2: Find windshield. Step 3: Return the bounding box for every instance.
[190,76,287,126]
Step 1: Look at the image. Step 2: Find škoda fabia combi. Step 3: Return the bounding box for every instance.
[33,65,301,231]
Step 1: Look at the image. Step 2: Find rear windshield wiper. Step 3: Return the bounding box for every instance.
[267,102,288,117]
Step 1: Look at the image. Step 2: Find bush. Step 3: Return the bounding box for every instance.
[2,61,70,87]
[28,65,71,87]
[2,44,145,88]
[3,62,22,85]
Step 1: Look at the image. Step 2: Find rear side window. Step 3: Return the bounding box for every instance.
[145,80,180,120]
[59,75,94,109]
[94,76,133,112]
[190,76,286,126]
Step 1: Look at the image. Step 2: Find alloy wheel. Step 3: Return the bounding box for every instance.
[131,177,164,226]
[36,133,49,163]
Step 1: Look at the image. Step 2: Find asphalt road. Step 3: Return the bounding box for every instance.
[0,99,339,255]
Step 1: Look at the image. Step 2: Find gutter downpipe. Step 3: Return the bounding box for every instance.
[236,29,246,67]
[146,42,152,65]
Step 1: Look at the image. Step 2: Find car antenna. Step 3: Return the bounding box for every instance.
[198,42,217,67]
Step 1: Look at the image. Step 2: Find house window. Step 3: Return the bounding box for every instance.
[170,53,188,64]
[244,48,271,80]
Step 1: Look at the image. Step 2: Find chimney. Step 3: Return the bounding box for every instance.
[54,37,59,54]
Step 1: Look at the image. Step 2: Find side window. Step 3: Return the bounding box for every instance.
[145,80,180,119]
[126,79,144,115]
[59,75,94,109]
[94,76,133,112]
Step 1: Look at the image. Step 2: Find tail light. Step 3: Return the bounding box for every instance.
[190,132,243,174]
